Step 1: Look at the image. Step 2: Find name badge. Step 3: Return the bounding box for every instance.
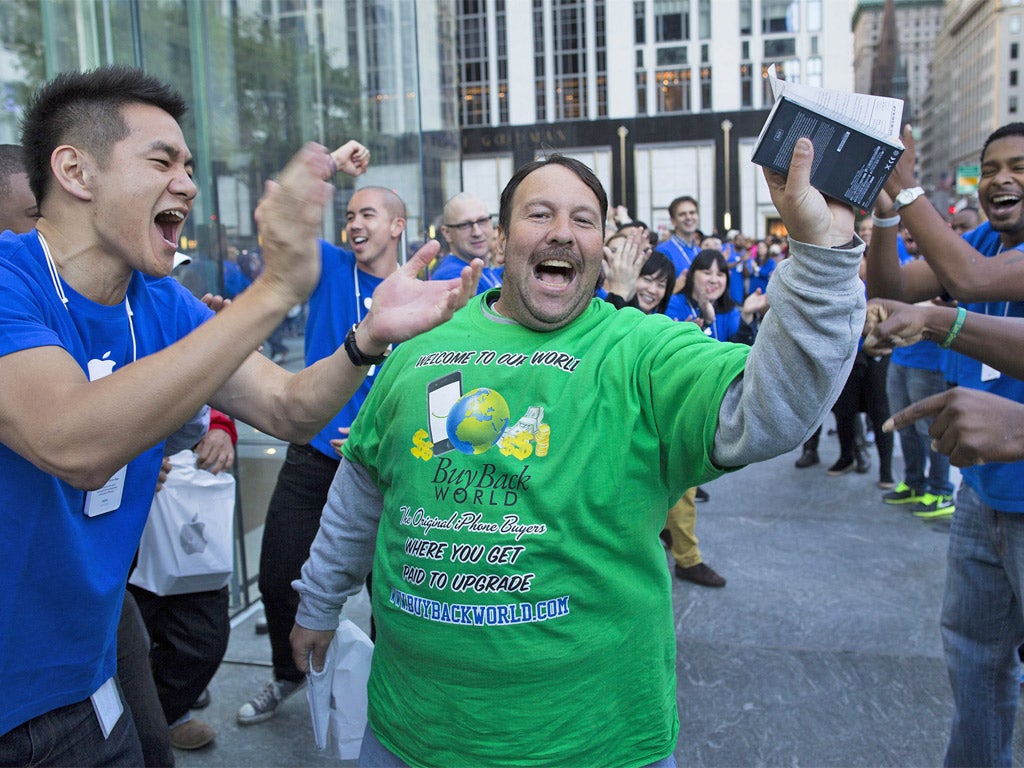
[83,465,127,517]
[90,676,123,739]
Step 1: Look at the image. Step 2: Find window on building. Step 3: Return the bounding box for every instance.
[1012,70,1019,87]
[636,69,648,114]
[700,66,712,110]
[552,0,587,120]
[698,0,711,39]
[657,67,691,112]
[496,0,508,124]
[1013,42,1020,60]
[806,56,822,88]
[1012,94,1019,114]
[762,0,798,33]
[655,0,690,42]
[807,0,821,32]
[595,1,607,118]
[1011,15,1021,34]
[634,0,646,43]
[739,0,752,35]
[740,62,753,107]
[457,0,490,125]
[533,0,546,121]
[657,46,688,65]
[763,37,796,57]
[742,40,749,58]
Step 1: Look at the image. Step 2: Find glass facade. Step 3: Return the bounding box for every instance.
[0,0,458,614]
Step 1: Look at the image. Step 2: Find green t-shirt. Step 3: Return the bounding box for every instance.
[344,291,749,767]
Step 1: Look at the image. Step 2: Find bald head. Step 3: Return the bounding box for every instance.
[441,192,493,262]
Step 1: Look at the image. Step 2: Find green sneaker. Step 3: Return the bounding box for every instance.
[912,494,955,519]
[883,482,927,505]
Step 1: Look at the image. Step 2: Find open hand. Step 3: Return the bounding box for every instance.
[356,240,482,354]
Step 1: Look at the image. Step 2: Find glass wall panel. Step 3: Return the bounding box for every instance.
[0,0,457,614]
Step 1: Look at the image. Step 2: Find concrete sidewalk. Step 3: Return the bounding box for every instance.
[175,430,1024,767]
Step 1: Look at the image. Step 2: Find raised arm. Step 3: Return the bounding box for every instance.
[714,137,865,466]
[884,125,1024,303]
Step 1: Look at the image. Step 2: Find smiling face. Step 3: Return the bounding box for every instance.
[88,103,195,277]
[691,260,727,303]
[636,272,668,314]
[979,134,1024,245]
[670,199,699,240]
[493,164,605,331]
[345,187,405,275]
[442,195,493,262]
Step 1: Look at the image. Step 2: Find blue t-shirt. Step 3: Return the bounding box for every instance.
[655,235,700,281]
[891,236,944,372]
[0,230,212,735]
[669,296,744,342]
[955,223,1024,511]
[304,241,386,458]
[429,253,503,294]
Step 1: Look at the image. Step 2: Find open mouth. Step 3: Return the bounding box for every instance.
[351,235,368,247]
[155,209,185,247]
[534,258,575,286]
[989,193,1022,216]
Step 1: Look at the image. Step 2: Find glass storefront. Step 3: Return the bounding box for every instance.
[0,0,459,614]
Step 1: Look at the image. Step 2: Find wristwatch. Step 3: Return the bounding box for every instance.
[344,323,389,367]
[892,186,925,212]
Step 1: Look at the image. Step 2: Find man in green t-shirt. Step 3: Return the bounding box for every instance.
[291,138,865,767]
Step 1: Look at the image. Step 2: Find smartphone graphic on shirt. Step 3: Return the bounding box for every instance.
[426,371,463,455]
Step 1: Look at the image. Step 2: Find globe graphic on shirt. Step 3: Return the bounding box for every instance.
[445,388,511,454]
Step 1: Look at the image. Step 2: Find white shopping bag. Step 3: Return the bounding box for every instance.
[128,449,235,596]
[306,618,374,759]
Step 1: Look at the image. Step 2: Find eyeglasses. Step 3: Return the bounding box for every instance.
[444,216,493,232]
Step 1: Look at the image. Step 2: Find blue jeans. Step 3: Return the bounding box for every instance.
[941,484,1024,767]
[357,724,678,768]
[886,363,954,496]
[0,681,143,767]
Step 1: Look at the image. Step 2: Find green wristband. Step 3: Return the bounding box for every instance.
[939,306,967,349]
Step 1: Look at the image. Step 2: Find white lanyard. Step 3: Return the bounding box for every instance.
[38,232,138,364]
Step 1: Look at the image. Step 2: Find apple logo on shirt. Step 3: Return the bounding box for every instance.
[87,351,116,381]
[180,513,209,555]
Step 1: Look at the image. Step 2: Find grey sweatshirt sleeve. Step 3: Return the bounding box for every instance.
[713,236,866,468]
[292,458,382,631]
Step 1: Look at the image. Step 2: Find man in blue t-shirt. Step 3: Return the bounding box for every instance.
[433,192,503,293]
[655,194,702,288]
[0,66,479,765]
[236,183,414,727]
[866,121,1024,768]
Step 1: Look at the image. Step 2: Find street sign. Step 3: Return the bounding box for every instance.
[956,163,980,195]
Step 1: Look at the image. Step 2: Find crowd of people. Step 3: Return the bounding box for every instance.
[3,63,1024,768]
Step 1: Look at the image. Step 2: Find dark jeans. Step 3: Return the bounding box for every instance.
[259,442,340,682]
[117,591,174,767]
[128,584,230,726]
[0,680,143,767]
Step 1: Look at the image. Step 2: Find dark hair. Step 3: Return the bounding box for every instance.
[981,123,1024,164]
[616,220,659,247]
[639,250,675,314]
[0,144,26,197]
[498,154,608,235]
[682,248,736,313]
[668,195,698,218]
[21,65,188,206]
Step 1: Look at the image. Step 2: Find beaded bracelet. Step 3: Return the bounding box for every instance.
[939,306,967,349]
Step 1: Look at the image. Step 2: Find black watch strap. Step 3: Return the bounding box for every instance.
[344,324,389,366]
